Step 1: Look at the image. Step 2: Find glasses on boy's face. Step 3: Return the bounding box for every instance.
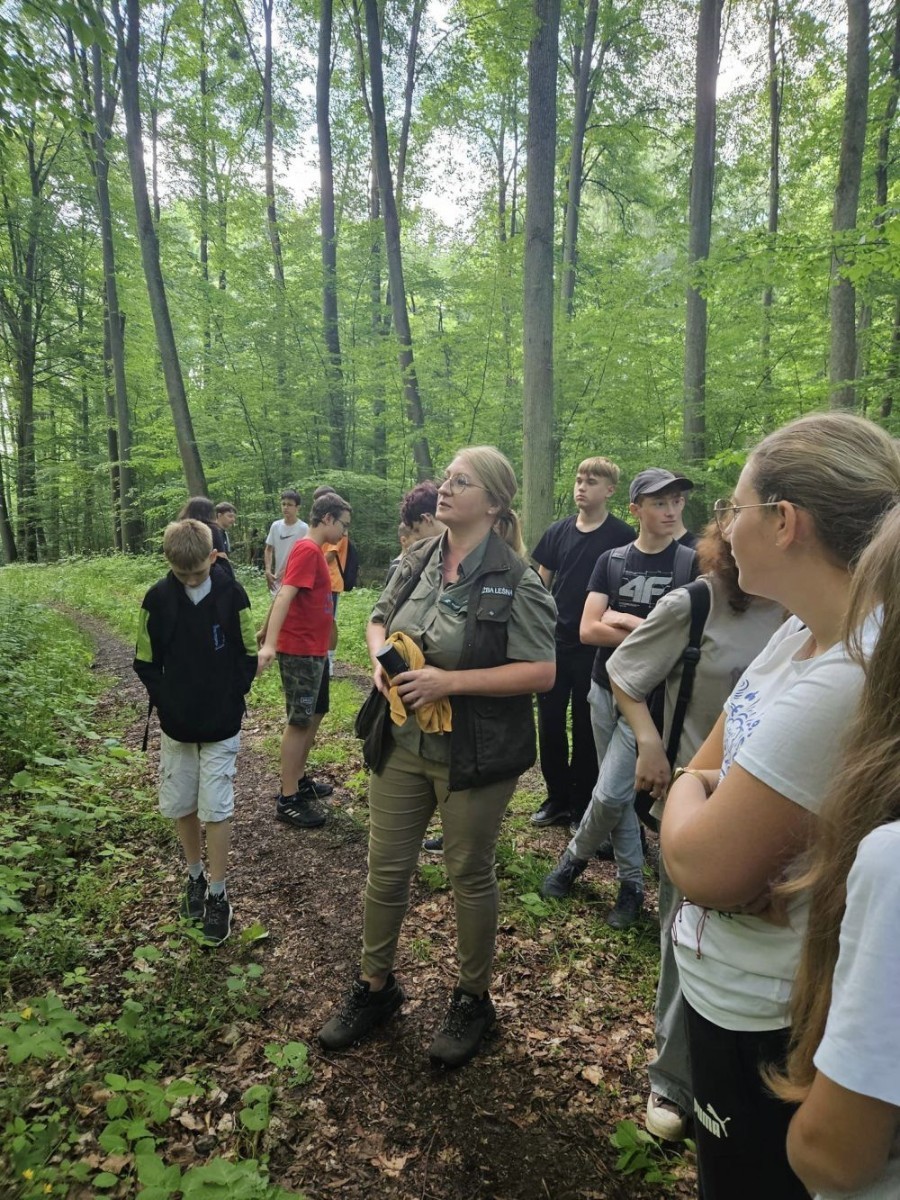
[439,472,487,496]
[713,498,783,534]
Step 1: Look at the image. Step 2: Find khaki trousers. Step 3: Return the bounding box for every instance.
[361,740,516,994]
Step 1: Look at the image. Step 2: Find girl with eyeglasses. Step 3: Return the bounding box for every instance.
[318,446,557,1068]
[660,413,900,1199]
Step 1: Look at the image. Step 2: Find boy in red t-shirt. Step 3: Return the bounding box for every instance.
[257,492,352,828]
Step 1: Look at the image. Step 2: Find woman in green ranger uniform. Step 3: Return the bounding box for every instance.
[319,446,557,1067]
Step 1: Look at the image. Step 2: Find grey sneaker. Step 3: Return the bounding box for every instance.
[541,850,588,899]
[429,988,496,1068]
[202,891,233,945]
[181,872,207,921]
[606,881,644,930]
[276,789,327,829]
[318,975,406,1051]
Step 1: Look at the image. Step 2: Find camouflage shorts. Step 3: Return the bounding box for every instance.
[277,653,329,727]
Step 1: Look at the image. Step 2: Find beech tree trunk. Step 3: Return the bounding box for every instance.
[113,0,207,495]
[522,0,560,551]
[364,0,432,481]
[682,0,724,463]
[0,450,17,563]
[761,0,782,384]
[829,0,869,410]
[318,0,346,468]
[560,0,599,314]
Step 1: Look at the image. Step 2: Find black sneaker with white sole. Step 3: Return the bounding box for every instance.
[298,774,334,798]
[202,891,233,944]
[181,872,208,921]
[531,798,571,827]
[318,975,406,1050]
[276,789,327,829]
[422,835,444,855]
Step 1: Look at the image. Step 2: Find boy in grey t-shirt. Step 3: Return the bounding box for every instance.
[264,489,309,595]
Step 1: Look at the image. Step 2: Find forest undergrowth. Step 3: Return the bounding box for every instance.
[0,558,695,1200]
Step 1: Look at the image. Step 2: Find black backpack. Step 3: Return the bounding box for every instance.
[338,540,360,591]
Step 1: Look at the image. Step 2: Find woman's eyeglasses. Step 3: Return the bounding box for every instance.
[440,473,486,495]
[713,498,783,534]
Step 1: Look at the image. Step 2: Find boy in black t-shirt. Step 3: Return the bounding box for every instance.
[531,457,635,827]
[540,469,697,929]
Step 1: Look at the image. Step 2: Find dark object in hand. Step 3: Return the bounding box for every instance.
[375,643,408,680]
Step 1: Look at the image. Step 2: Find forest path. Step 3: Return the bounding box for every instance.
[74,610,694,1200]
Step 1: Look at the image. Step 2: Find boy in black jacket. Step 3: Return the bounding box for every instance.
[134,520,258,944]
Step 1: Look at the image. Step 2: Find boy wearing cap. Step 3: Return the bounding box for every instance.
[540,469,697,929]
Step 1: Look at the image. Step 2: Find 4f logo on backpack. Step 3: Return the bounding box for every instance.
[618,574,674,607]
[212,624,226,651]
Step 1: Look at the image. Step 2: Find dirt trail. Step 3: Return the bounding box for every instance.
[76,612,695,1200]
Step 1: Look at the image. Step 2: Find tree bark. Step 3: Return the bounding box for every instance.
[682,0,724,463]
[761,0,782,384]
[0,448,17,563]
[317,0,346,468]
[829,0,869,410]
[560,0,599,314]
[113,0,206,495]
[523,0,560,551]
[364,0,432,480]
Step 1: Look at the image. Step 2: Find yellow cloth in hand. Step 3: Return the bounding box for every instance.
[385,631,453,734]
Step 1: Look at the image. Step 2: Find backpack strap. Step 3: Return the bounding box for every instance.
[672,541,698,589]
[664,578,712,766]
[141,698,154,753]
[606,544,632,607]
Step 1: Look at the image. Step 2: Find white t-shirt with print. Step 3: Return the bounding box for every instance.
[265,518,309,584]
[812,821,900,1200]
[673,616,871,1032]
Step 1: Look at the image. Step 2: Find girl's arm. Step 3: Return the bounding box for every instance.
[787,1074,898,1195]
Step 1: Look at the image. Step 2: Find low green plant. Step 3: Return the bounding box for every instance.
[263,1040,313,1087]
[609,1119,683,1186]
[418,861,449,891]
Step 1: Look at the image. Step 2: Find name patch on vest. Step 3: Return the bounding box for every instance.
[480,586,513,597]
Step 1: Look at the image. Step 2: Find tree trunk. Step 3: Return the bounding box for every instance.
[113,0,207,495]
[760,0,781,383]
[0,449,17,563]
[829,0,869,410]
[199,0,211,374]
[682,0,724,463]
[560,0,599,315]
[856,3,899,387]
[522,0,560,551]
[102,311,123,550]
[90,36,142,550]
[395,0,424,217]
[364,0,432,480]
[318,0,346,468]
[262,0,292,479]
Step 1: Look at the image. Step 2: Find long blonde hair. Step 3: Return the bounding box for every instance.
[457,445,525,557]
[769,504,900,1101]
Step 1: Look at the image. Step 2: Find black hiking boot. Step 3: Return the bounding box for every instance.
[541,850,588,899]
[202,891,233,945]
[531,798,571,828]
[181,872,208,921]
[606,881,644,930]
[428,989,496,1068]
[318,975,406,1051]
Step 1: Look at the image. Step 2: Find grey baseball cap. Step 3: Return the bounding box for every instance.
[629,469,694,503]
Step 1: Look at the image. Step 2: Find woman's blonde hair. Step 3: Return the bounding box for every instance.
[457,445,525,556]
[748,412,900,569]
[769,504,900,1103]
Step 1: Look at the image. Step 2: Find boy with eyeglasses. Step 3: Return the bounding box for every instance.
[257,492,352,828]
[540,469,697,928]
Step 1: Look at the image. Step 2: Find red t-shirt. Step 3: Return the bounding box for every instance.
[276,539,334,656]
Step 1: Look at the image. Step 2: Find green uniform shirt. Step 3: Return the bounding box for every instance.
[371,532,556,762]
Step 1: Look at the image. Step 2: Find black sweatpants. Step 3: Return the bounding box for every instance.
[684,1002,810,1200]
[536,643,598,819]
